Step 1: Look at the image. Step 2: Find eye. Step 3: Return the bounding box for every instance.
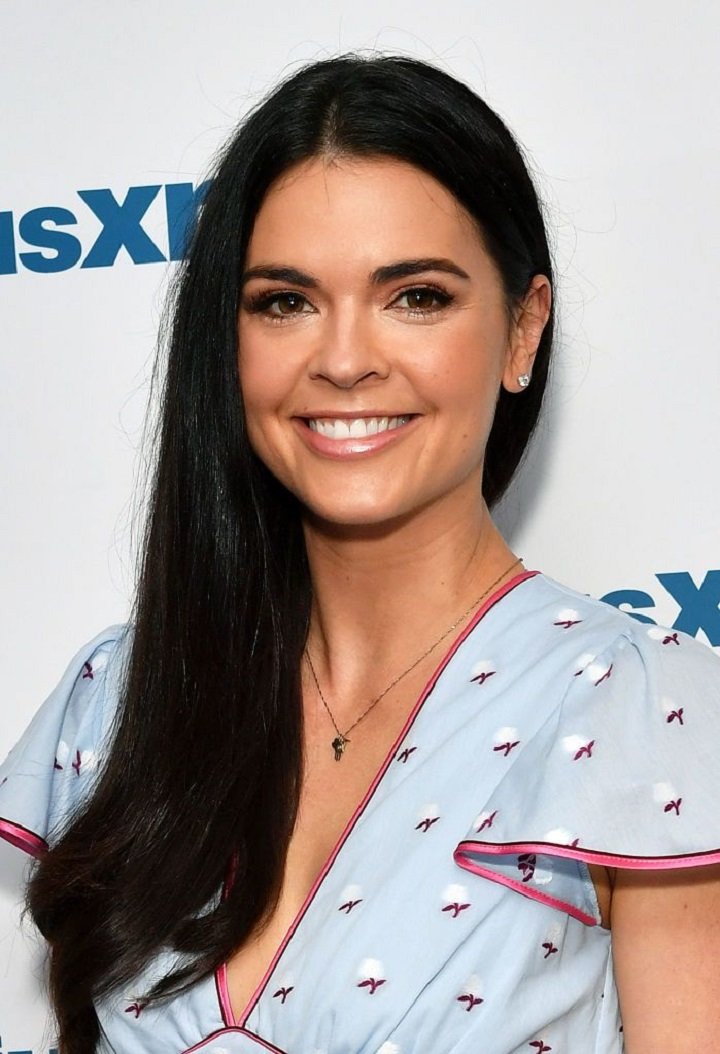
[392,285,454,317]
[244,290,315,323]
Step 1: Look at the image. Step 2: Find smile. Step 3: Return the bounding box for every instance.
[307,415,414,440]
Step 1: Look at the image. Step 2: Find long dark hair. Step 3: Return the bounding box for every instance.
[27,52,555,1052]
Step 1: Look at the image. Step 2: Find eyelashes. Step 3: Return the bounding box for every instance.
[242,285,455,325]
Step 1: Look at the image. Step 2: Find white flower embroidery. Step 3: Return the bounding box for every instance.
[415,804,441,832]
[574,652,597,675]
[473,809,497,833]
[584,661,609,683]
[460,972,483,996]
[492,727,521,756]
[55,741,97,775]
[442,883,469,905]
[358,957,384,980]
[561,734,589,754]
[339,883,363,902]
[544,827,575,845]
[469,659,496,684]
[647,625,673,641]
[532,866,553,886]
[653,781,677,803]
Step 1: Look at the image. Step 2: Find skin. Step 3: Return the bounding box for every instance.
[236,154,720,1048]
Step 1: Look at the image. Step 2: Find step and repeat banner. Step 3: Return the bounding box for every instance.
[1,2,718,1049]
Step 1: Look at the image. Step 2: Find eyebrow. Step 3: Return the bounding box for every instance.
[239,257,471,289]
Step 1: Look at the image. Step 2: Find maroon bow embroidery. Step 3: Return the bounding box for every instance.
[470,670,496,685]
[339,898,363,914]
[476,810,497,832]
[273,986,294,1004]
[573,740,595,760]
[442,901,471,918]
[124,1000,147,1018]
[397,746,417,764]
[358,977,386,994]
[457,993,484,1011]
[493,740,520,757]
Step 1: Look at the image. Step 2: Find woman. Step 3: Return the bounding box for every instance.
[1,52,719,1054]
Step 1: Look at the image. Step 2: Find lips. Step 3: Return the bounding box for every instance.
[293,412,420,458]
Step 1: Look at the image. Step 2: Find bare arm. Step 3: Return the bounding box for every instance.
[609,862,720,1051]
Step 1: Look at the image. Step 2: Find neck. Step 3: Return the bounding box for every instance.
[301,488,520,700]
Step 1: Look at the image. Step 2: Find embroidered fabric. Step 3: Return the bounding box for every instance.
[2,575,720,1054]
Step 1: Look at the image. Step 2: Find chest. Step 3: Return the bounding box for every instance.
[224,701,419,1023]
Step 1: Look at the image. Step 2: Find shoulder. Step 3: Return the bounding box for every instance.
[512,573,720,790]
[0,624,132,855]
[513,570,720,689]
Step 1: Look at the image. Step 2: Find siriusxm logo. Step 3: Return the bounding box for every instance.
[601,570,720,646]
[0,181,210,274]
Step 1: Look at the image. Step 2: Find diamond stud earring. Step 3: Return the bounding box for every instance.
[518,373,531,388]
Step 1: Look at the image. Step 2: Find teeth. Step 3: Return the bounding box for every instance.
[308,415,412,440]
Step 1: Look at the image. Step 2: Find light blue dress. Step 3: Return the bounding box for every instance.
[2,570,720,1054]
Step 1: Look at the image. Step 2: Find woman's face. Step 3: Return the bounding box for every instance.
[237,155,549,529]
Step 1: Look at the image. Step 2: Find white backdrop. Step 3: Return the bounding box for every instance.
[1,2,718,1049]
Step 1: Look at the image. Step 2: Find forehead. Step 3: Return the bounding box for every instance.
[246,155,487,263]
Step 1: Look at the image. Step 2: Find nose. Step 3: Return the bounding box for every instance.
[308,303,390,388]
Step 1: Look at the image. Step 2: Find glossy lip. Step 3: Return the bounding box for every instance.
[291,413,421,459]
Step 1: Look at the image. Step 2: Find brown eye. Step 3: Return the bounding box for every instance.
[406,289,437,311]
[244,290,314,323]
[270,292,307,315]
[394,286,453,316]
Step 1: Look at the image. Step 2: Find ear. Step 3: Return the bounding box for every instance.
[502,275,552,394]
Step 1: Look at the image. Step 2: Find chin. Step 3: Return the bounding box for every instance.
[300,492,440,536]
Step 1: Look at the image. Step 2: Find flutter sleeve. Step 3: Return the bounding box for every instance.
[0,625,128,857]
[454,621,720,925]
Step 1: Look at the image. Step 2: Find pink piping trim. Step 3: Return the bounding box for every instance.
[455,853,597,926]
[180,1025,288,1053]
[455,839,720,871]
[215,852,238,1026]
[0,817,47,858]
[216,962,233,1028]
[220,569,539,1028]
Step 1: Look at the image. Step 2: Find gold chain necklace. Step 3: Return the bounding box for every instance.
[304,556,522,761]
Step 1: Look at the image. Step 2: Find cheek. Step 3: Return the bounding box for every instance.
[431,336,506,423]
[237,331,292,421]
[429,347,506,472]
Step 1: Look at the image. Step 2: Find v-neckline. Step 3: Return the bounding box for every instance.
[216,568,540,1030]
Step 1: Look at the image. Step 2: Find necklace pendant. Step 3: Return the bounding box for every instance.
[332,735,348,761]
